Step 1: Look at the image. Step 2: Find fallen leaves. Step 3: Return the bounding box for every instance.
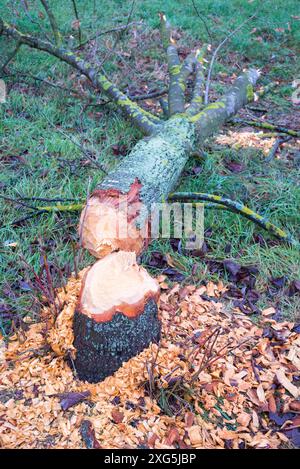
[275,369,299,399]
[80,420,101,449]
[58,391,91,411]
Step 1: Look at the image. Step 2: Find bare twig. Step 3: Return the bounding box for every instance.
[40,111,108,174]
[3,70,82,96]
[17,196,79,203]
[7,211,45,227]
[265,136,292,163]
[40,0,61,46]
[1,42,21,71]
[230,118,300,138]
[98,0,136,69]
[0,194,40,211]
[204,12,257,105]
[76,21,141,49]
[191,0,213,42]
[169,192,298,246]
[71,0,82,47]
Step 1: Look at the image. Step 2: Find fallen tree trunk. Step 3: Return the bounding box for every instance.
[80,70,259,258]
[1,14,261,383]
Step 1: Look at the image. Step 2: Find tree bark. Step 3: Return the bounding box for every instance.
[73,299,160,383]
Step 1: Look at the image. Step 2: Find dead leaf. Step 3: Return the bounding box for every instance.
[276,369,299,399]
[111,409,124,423]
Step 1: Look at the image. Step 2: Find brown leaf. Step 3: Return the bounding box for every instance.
[268,395,277,413]
[80,420,101,449]
[257,384,267,403]
[185,412,194,428]
[58,390,90,411]
[276,369,299,399]
[111,409,124,423]
[289,400,300,412]
[166,426,180,446]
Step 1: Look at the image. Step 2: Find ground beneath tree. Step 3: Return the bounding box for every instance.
[0,273,299,449]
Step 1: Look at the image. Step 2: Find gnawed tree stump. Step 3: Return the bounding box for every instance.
[73,251,160,382]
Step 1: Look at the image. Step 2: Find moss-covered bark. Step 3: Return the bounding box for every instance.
[95,117,195,230]
[73,299,160,383]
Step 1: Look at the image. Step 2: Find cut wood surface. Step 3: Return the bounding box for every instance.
[73,252,161,382]
[78,251,160,323]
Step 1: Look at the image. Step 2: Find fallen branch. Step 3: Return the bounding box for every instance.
[265,136,292,163]
[230,118,300,138]
[191,0,212,42]
[1,19,160,134]
[168,192,298,246]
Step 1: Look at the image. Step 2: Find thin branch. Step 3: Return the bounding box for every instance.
[16,196,79,203]
[36,203,84,212]
[265,136,292,163]
[0,194,40,211]
[1,42,21,72]
[204,12,257,105]
[2,70,82,96]
[159,13,185,116]
[191,0,213,42]
[6,211,45,228]
[0,19,160,134]
[71,0,82,47]
[97,0,136,69]
[186,46,207,116]
[40,0,62,46]
[230,118,300,138]
[168,192,298,246]
[130,88,168,101]
[76,21,141,49]
[40,111,108,174]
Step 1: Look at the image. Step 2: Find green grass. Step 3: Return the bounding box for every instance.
[0,0,299,331]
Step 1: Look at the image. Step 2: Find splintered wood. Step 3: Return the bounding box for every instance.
[0,273,299,449]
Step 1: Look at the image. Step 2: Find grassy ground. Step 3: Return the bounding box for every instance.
[0,0,299,334]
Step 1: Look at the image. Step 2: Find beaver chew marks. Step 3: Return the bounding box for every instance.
[79,251,160,322]
[73,251,161,383]
[79,179,145,258]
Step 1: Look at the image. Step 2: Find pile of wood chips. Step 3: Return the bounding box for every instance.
[0,271,299,449]
[215,131,277,155]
